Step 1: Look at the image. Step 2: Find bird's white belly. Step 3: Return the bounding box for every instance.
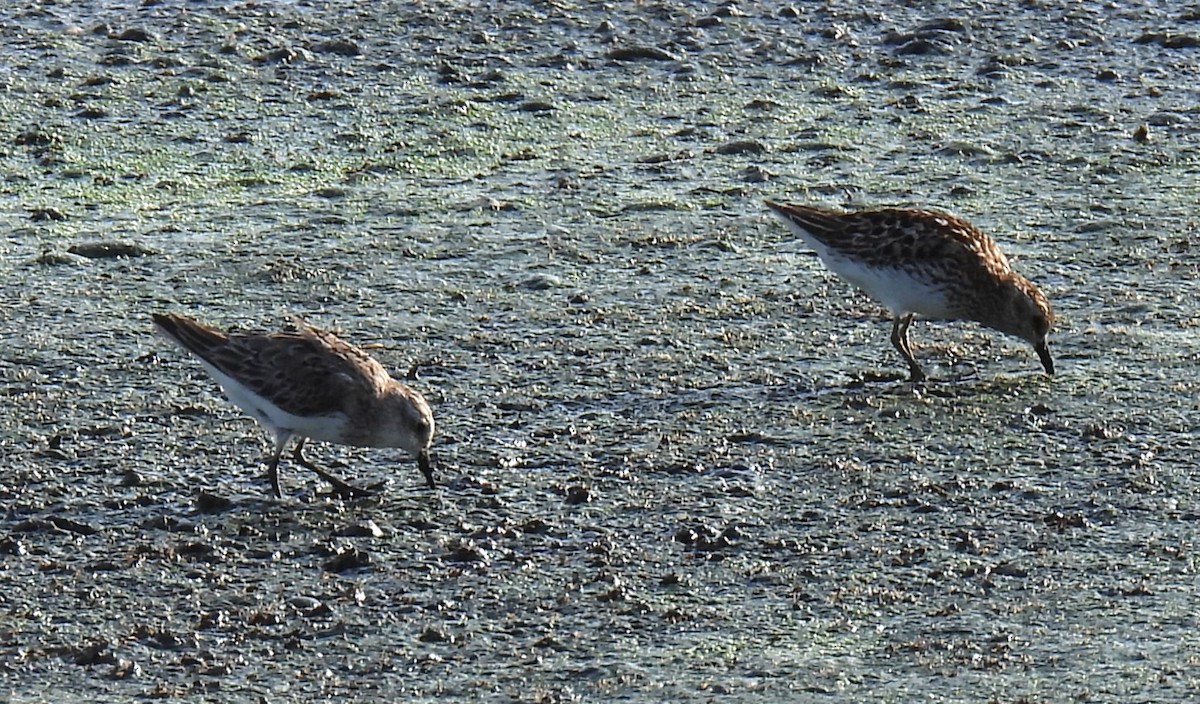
[198,360,351,443]
[824,257,956,319]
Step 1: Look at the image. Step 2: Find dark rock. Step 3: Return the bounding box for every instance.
[113,28,153,42]
[312,39,361,56]
[67,242,155,259]
[607,46,679,61]
[323,547,373,572]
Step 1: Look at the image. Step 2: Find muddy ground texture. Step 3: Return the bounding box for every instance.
[2,0,1200,701]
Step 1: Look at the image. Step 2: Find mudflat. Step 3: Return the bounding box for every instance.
[2,1,1198,701]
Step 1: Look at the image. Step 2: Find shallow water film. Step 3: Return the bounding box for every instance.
[2,1,1199,701]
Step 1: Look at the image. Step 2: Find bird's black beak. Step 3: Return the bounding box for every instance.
[1036,341,1054,376]
[418,449,435,489]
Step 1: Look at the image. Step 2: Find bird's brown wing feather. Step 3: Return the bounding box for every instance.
[857,209,1014,279]
[155,313,392,417]
[770,203,1014,278]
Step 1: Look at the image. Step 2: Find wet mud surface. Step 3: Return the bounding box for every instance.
[2,0,1199,701]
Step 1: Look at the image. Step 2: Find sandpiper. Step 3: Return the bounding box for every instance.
[763,201,1055,381]
[152,312,435,497]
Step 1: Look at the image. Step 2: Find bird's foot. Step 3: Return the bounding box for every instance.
[309,465,376,499]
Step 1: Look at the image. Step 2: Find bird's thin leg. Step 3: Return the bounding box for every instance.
[291,438,373,499]
[291,437,310,468]
[890,314,927,382]
[267,432,291,499]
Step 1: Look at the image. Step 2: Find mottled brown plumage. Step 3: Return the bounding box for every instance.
[152,312,435,497]
[764,201,1055,381]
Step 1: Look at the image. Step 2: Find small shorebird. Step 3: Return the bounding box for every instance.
[152,313,435,498]
[764,201,1055,381]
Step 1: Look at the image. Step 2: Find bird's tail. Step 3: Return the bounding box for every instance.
[151,312,228,360]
